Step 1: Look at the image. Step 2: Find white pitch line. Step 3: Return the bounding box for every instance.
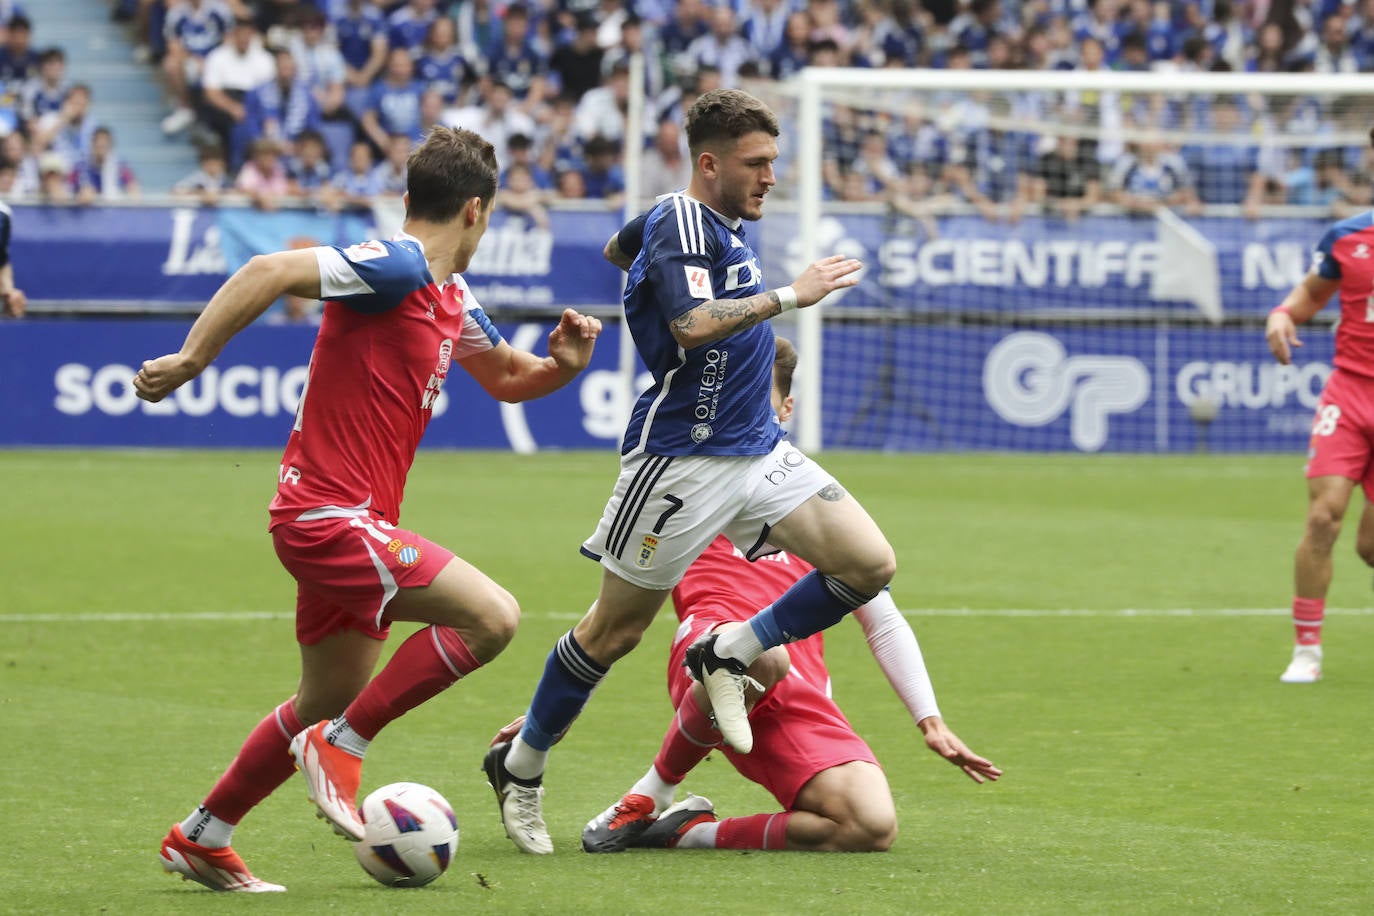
[2,608,1373,624]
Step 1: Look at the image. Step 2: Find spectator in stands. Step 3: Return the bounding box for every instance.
[1034,133,1101,221]
[32,82,95,164]
[414,15,469,105]
[387,0,439,56]
[1183,95,1267,216]
[289,9,348,124]
[848,129,905,199]
[807,0,852,55]
[684,5,754,86]
[1,129,38,195]
[1314,13,1358,73]
[159,0,234,136]
[21,46,67,131]
[1248,22,1288,73]
[332,0,388,113]
[454,0,498,62]
[946,126,1031,223]
[235,135,289,210]
[574,58,632,143]
[605,14,665,102]
[370,131,411,197]
[172,142,232,205]
[502,131,552,190]
[0,193,26,318]
[199,17,276,160]
[551,14,604,102]
[332,137,382,207]
[487,3,550,115]
[640,117,690,197]
[535,92,580,176]
[0,15,37,94]
[441,77,535,168]
[1109,135,1199,215]
[360,46,424,150]
[951,0,1004,68]
[243,46,321,158]
[741,0,790,62]
[498,160,550,228]
[73,126,140,203]
[769,11,813,79]
[555,164,587,200]
[1351,0,1374,70]
[576,134,624,207]
[286,127,336,201]
[36,150,71,203]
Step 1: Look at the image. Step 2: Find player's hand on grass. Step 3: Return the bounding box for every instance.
[792,254,863,308]
[490,714,526,747]
[548,308,602,373]
[917,716,1003,785]
[134,353,201,402]
[1265,309,1301,365]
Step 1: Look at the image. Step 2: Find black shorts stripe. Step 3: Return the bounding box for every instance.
[607,455,674,560]
[605,455,666,557]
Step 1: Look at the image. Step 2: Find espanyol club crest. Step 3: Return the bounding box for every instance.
[387,538,424,568]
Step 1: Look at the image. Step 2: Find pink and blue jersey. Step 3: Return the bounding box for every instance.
[268,235,502,529]
[1313,211,1374,379]
[620,192,784,458]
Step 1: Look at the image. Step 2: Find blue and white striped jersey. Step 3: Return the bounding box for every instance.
[620,192,784,457]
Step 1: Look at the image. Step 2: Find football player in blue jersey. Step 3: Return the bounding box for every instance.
[485,88,899,855]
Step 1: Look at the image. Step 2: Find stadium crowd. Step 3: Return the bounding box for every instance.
[2,1,1374,215]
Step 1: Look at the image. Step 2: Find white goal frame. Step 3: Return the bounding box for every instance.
[791,67,1374,452]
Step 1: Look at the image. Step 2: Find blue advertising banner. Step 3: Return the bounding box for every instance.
[7,203,1327,316]
[0,320,639,450]
[0,319,1329,453]
[12,205,625,309]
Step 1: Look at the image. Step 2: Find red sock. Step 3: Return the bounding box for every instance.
[715,812,791,850]
[344,626,480,741]
[1293,597,1325,646]
[202,699,305,825]
[652,689,720,784]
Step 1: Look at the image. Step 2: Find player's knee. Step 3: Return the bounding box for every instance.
[1305,504,1344,547]
[1356,538,1374,568]
[746,645,791,691]
[847,545,897,596]
[477,588,521,653]
[836,809,897,852]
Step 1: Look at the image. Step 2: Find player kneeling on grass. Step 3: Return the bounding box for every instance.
[494,342,1000,852]
[135,126,601,892]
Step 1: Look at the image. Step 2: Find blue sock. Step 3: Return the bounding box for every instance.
[748,570,878,649]
[518,631,608,752]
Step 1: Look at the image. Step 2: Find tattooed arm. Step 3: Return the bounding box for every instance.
[666,255,864,350]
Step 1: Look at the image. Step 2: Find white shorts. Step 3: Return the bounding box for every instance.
[581,439,836,590]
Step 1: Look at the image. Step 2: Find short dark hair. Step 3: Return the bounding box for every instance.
[773,336,797,399]
[406,126,498,221]
[685,89,779,158]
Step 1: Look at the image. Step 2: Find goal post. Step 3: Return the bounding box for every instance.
[777,67,1374,453]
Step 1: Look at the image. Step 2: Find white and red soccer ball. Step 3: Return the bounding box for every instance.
[352,782,458,888]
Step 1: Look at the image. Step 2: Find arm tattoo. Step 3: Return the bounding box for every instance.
[670,291,782,342]
[818,483,845,501]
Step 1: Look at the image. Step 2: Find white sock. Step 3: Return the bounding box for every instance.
[180,805,234,849]
[713,624,765,667]
[676,820,719,849]
[503,735,547,781]
[629,766,678,815]
[323,715,369,758]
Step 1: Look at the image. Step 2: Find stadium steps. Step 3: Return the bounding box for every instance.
[27,0,197,192]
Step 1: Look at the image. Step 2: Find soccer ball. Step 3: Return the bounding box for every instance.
[353,782,458,888]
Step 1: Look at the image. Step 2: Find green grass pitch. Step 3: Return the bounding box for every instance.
[3,450,1372,914]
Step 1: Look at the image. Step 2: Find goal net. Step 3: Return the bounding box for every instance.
[742,68,1374,454]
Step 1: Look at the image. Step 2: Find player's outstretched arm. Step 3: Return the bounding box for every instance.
[134,249,323,402]
[668,255,862,350]
[461,308,602,402]
[1266,271,1339,366]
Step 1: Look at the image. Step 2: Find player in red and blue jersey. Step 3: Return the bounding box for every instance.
[1266,157,1374,684]
[135,127,601,892]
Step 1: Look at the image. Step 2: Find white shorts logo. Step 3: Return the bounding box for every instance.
[684,266,714,300]
[983,331,1149,452]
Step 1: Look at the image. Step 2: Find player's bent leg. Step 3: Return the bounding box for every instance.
[384,556,521,663]
[787,761,897,852]
[572,568,673,664]
[290,630,387,841]
[768,487,897,596]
